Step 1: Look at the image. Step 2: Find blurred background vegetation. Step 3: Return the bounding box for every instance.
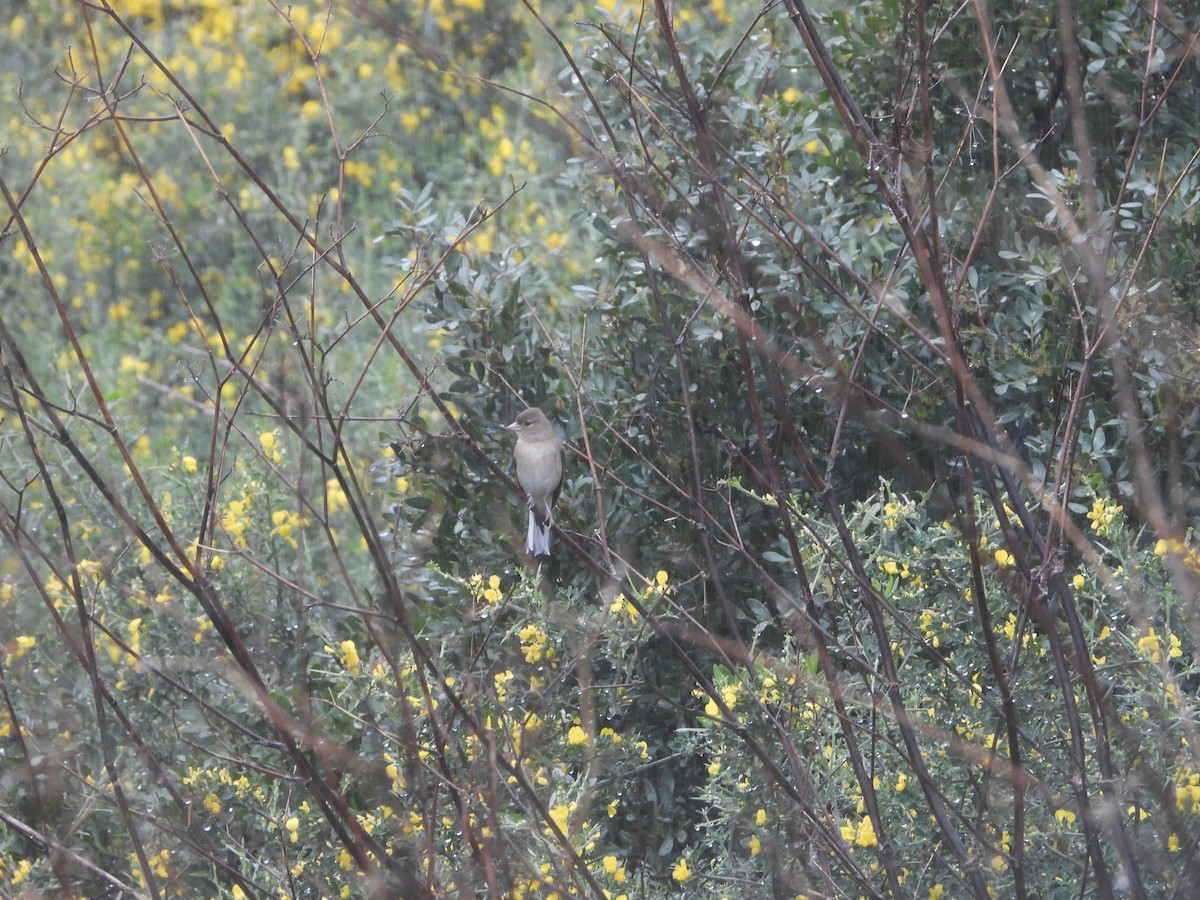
[1,0,1198,896]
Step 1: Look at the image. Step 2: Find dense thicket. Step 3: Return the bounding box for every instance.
[1,0,1198,896]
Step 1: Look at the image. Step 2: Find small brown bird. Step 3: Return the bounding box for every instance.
[506,407,564,556]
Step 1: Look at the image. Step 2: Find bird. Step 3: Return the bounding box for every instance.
[506,407,564,556]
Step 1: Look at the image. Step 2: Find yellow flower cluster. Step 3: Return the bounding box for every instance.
[879,556,911,578]
[601,854,627,883]
[3,635,36,668]
[840,815,878,848]
[259,429,284,464]
[519,624,550,664]
[609,592,641,622]
[1177,773,1200,814]
[222,493,253,550]
[1155,538,1200,573]
[129,849,171,889]
[1086,497,1123,537]
[325,639,362,674]
[470,573,504,605]
[1138,628,1183,666]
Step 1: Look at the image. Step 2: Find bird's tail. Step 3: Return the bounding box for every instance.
[527,509,551,556]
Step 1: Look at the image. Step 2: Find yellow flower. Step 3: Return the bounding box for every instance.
[1175,782,1200,813]
[222,494,252,549]
[482,575,502,605]
[325,477,349,513]
[1086,498,1122,537]
[840,815,878,847]
[1139,629,1163,664]
[271,509,303,547]
[519,624,548,664]
[548,803,571,834]
[853,816,877,847]
[117,355,149,379]
[608,593,640,622]
[337,640,361,674]
[10,858,32,885]
[259,429,283,463]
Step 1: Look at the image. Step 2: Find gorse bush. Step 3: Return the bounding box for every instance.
[1,0,1198,897]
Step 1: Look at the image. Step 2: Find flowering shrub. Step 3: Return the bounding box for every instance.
[2,0,1199,897]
